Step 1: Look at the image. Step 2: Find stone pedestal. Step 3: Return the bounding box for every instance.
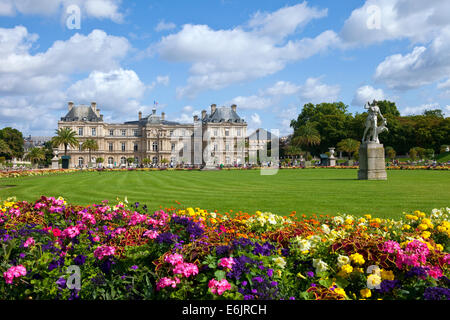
[358,142,387,180]
[51,157,59,169]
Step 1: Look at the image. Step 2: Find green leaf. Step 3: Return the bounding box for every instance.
[214,270,226,281]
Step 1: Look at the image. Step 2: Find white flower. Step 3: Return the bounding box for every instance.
[321,224,330,234]
[333,216,344,225]
[298,239,311,251]
[337,255,351,268]
[312,259,328,273]
[273,257,286,269]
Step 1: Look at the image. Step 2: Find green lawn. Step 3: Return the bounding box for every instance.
[0,169,449,219]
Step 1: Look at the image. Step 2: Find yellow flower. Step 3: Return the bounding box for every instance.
[380,269,395,281]
[436,244,444,251]
[360,288,371,298]
[437,226,446,233]
[402,224,411,230]
[418,224,428,231]
[364,214,372,220]
[341,264,353,274]
[350,253,365,265]
[367,274,382,288]
[421,231,431,239]
[334,288,346,297]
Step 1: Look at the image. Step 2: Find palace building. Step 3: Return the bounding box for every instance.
[57,102,248,168]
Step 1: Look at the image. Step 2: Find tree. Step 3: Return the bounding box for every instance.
[96,157,104,164]
[291,122,321,151]
[52,128,78,156]
[126,157,135,165]
[336,138,360,159]
[142,158,151,166]
[0,139,12,158]
[81,139,99,165]
[409,148,418,161]
[423,109,444,118]
[0,127,24,159]
[25,147,45,167]
[385,146,396,161]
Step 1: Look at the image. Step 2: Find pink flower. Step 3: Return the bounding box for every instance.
[3,265,27,284]
[165,253,184,266]
[428,266,443,279]
[62,226,80,239]
[143,229,158,239]
[156,277,180,291]
[382,240,401,254]
[93,245,116,260]
[218,257,235,269]
[208,278,232,295]
[172,263,199,278]
[81,212,96,225]
[23,237,35,248]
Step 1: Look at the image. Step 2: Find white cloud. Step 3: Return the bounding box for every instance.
[298,77,340,103]
[229,95,273,110]
[155,20,176,32]
[0,0,124,22]
[67,68,146,117]
[182,105,193,112]
[351,85,385,106]
[340,0,450,45]
[148,75,170,90]
[157,3,340,98]
[401,103,440,116]
[374,27,450,90]
[250,113,262,126]
[264,81,301,96]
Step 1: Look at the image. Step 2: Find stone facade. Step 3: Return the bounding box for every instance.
[57,102,247,168]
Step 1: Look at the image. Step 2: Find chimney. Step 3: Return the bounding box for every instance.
[231,104,237,112]
[211,104,217,114]
[161,112,165,120]
[138,111,142,120]
[152,108,156,115]
[201,110,207,119]
[91,102,97,111]
[193,115,199,122]
[68,101,74,111]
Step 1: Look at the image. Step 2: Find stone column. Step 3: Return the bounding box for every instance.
[51,148,60,169]
[329,147,336,167]
[358,142,387,180]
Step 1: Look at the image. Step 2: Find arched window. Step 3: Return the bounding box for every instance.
[152,141,158,151]
[108,157,114,165]
[152,156,158,164]
[78,157,84,167]
[120,157,126,165]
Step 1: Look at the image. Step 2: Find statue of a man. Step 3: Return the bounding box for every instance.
[362,100,387,143]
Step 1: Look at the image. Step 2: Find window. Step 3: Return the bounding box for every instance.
[108,142,113,152]
[237,128,241,136]
[225,144,230,152]
[121,142,126,152]
[78,157,84,167]
[152,142,158,151]
[226,156,230,164]
[134,156,139,164]
[134,143,138,152]
[152,156,158,164]
[225,129,229,137]
[120,157,126,165]
[121,129,126,136]
[214,129,218,136]
[133,129,139,137]
[169,130,173,137]
[109,129,114,136]
[91,128,96,136]
[79,143,82,151]
[214,144,218,151]
[108,157,114,165]
[171,143,175,152]
[78,127,83,136]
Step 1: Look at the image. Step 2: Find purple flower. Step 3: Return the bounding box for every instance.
[306,271,314,277]
[74,255,86,266]
[56,277,66,290]
[19,253,26,259]
[131,265,138,270]
[267,269,273,277]
[253,276,263,283]
[424,287,450,300]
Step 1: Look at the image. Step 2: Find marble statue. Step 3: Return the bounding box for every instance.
[362,100,388,144]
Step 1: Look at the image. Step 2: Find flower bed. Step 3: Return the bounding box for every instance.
[0,196,449,300]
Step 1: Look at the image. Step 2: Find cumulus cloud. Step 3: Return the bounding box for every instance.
[157,3,340,98]
[250,113,262,127]
[66,68,146,116]
[148,75,170,90]
[374,27,450,90]
[0,0,124,22]
[400,103,441,116]
[298,77,340,104]
[351,85,385,106]
[340,0,450,45]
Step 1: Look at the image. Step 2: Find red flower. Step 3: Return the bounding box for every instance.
[52,228,61,237]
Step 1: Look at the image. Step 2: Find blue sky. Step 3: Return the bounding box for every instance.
[0,0,449,136]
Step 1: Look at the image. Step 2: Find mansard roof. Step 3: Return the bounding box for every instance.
[61,105,102,122]
[203,106,245,123]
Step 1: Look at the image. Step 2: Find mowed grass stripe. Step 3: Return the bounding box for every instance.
[0,169,448,218]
